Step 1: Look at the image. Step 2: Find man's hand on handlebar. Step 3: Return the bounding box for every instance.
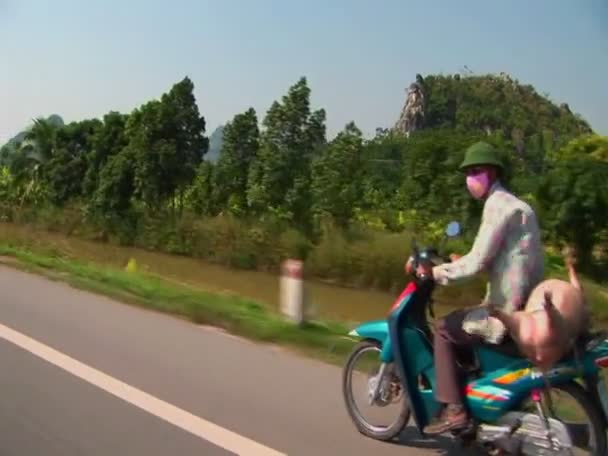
[405,256,434,279]
[404,257,412,275]
[416,262,433,279]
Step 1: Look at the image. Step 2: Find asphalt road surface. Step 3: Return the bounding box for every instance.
[0,264,468,455]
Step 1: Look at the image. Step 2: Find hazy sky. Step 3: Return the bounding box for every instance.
[1,0,607,143]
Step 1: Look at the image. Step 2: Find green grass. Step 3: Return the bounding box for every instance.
[0,242,358,365]
[0,227,605,371]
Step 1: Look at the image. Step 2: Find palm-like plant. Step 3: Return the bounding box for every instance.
[11,117,58,206]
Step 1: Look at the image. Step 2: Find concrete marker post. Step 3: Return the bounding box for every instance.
[280,259,308,325]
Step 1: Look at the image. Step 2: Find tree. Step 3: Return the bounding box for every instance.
[549,134,608,162]
[536,134,608,271]
[83,112,129,197]
[92,147,136,216]
[186,161,215,216]
[396,129,484,228]
[213,108,259,214]
[7,117,61,203]
[537,155,608,269]
[310,122,363,226]
[0,166,17,209]
[130,100,164,209]
[43,119,101,205]
[358,131,405,213]
[21,117,60,164]
[247,77,326,226]
[132,77,207,213]
[159,76,208,208]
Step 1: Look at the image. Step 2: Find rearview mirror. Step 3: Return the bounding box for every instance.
[445,221,461,238]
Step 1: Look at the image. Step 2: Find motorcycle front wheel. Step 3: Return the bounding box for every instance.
[342,340,410,441]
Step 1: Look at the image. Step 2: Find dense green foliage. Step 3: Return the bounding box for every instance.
[420,73,592,138]
[1,73,606,289]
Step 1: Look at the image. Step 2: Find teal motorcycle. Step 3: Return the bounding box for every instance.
[342,221,608,455]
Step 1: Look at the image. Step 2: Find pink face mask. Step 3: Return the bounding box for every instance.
[466,170,490,200]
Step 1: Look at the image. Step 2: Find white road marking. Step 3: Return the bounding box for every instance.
[0,322,286,456]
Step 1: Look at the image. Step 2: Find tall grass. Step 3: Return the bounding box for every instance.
[3,205,607,325]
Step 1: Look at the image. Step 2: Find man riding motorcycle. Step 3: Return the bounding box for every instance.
[414,141,545,435]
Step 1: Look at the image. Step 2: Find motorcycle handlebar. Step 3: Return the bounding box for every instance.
[406,248,452,280]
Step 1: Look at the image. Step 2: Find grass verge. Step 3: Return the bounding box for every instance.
[0,242,358,366]
[0,236,605,370]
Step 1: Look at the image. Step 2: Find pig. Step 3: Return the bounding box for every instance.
[488,247,589,371]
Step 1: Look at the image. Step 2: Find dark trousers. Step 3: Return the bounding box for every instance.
[434,308,482,405]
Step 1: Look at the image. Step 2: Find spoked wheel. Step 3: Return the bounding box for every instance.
[342,340,410,441]
[516,381,607,456]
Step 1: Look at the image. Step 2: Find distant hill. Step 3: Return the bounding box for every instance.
[206,125,224,162]
[0,115,65,165]
[1,114,65,150]
[44,114,65,128]
[2,130,27,150]
[394,73,592,142]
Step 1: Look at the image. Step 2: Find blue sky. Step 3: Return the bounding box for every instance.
[1,0,606,143]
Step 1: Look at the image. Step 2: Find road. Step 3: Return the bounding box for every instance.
[0,264,467,455]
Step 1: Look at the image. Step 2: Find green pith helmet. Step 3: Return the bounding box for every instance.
[459,141,504,172]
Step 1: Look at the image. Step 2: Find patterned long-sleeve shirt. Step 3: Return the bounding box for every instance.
[433,182,545,344]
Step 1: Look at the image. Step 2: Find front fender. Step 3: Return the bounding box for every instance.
[349,320,393,363]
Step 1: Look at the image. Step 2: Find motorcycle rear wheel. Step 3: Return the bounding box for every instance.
[515,381,607,456]
[342,340,411,441]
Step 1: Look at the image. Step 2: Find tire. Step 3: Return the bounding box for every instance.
[342,340,410,441]
[553,382,607,456]
[520,381,607,456]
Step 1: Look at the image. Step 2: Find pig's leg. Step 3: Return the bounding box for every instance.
[564,245,582,292]
[542,290,553,310]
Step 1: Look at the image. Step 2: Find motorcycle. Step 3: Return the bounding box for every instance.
[342,221,608,455]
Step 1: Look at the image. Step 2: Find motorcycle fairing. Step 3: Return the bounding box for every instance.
[388,281,439,433]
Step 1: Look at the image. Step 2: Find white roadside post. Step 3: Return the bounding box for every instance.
[280,259,309,326]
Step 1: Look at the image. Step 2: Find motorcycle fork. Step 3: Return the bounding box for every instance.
[369,363,389,405]
[531,388,558,450]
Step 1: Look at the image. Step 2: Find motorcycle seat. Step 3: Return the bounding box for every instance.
[480,336,522,358]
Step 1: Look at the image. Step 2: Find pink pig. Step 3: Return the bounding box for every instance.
[489,248,589,371]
